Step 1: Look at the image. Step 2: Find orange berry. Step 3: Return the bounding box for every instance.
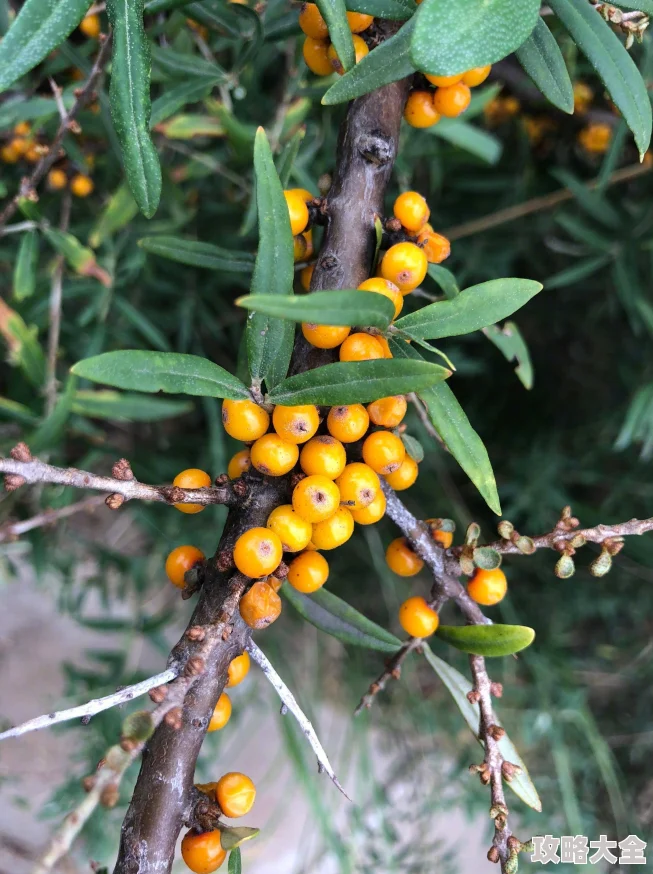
[426,520,453,548]
[47,168,67,190]
[13,122,30,137]
[380,242,428,294]
[239,580,282,628]
[311,506,354,550]
[425,72,463,87]
[300,263,315,291]
[287,187,315,203]
[462,65,491,87]
[367,395,407,428]
[267,575,282,592]
[25,143,43,163]
[327,34,368,74]
[294,233,308,262]
[578,122,612,154]
[357,278,403,319]
[300,435,347,479]
[292,475,340,523]
[339,332,385,362]
[266,504,313,552]
[346,11,374,32]
[227,448,251,480]
[250,433,299,476]
[173,468,212,514]
[227,652,250,687]
[398,596,439,637]
[208,693,232,732]
[303,229,314,258]
[376,336,393,358]
[384,454,418,490]
[233,527,283,577]
[326,403,369,443]
[404,90,440,128]
[165,545,205,588]
[221,398,269,442]
[272,404,320,444]
[362,430,406,475]
[350,488,386,525]
[70,174,94,197]
[416,226,451,264]
[467,567,507,606]
[433,83,471,118]
[299,2,329,39]
[215,772,256,818]
[335,462,380,509]
[302,322,351,349]
[79,13,101,38]
[181,830,227,874]
[284,190,310,235]
[385,537,423,576]
[302,37,333,76]
[393,191,430,233]
[287,550,329,593]
[0,144,19,163]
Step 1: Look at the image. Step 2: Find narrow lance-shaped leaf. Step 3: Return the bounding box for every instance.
[429,118,502,165]
[346,0,415,20]
[71,351,250,399]
[268,358,450,406]
[237,291,395,329]
[73,390,193,422]
[107,0,162,217]
[228,848,242,874]
[89,184,138,249]
[484,322,534,390]
[139,237,255,272]
[0,297,46,388]
[436,624,536,657]
[13,231,39,301]
[0,0,91,93]
[515,18,574,114]
[43,228,112,287]
[315,0,355,72]
[394,279,542,339]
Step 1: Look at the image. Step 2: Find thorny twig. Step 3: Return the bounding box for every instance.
[0,494,106,543]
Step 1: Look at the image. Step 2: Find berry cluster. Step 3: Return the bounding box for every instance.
[300,3,373,77]
[404,66,492,129]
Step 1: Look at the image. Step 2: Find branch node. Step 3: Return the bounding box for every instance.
[112,458,134,481]
[356,131,394,165]
[186,626,206,642]
[4,474,26,492]
[105,493,125,510]
[487,846,500,863]
[164,707,183,730]
[149,685,168,704]
[184,657,206,678]
[10,442,32,462]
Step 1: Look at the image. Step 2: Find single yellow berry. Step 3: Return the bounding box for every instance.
[227,652,250,687]
[462,65,491,87]
[425,73,463,87]
[416,225,451,264]
[300,263,315,291]
[350,488,386,524]
[208,693,232,732]
[398,596,439,637]
[272,404,320,445]
[222,398,270,442]
[302,322,351,349]
[335,462,380,509]
[357,278,403,319]
[173,468,212,514]
[227,448,251,480]
[385,537,423,576]
[300,435,347,479]
[79,13,101,38]
[327,34,368,75]
[13,121,30,137]
[302,37,333,77]
[250,433,299,476]
[393,191,430,233]
[239,580,282,628]
[299,2,329,39]
[181,830,227,874]
[165,545,205,588]
[346,11,374,32]
[362,430,406,475]
[367,395,407,428]
[384,454,418,490]
[287,550,329,593]
[380,242,428,294]
[292,475,340,523]
[266,504,313,552]
[284,189,310,235]
[326,404,370,443]
[433,83,471,118]
[467,567,507,606]
[233,527,283,577]
[47,168,68,190]
[70,174,94,197]
[215,772,256,818]
[311,506,354,550]
[404,90,440,129]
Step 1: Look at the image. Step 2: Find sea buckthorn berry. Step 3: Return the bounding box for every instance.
[339,332,385,362]
[292,475,340,523]
[367,395,407,428]
[299,2,329,39]
[433,83,471,118]
[239,580,282,629]
[426,519,453,548]
[250,433,299,476]
[14,122,30,137]
[173,468,212,514]
[266,504,313,552]
[416,225,451,264]
[284,190,310,236]
[381,242,428,294]
[47,168,68,190]
[233,527,283,577]
[385,537,423,576]
[384,454,418,490]
[287,187,315,203]
[578,122,612,154]
[293,233,308,261]
[300,435,347,479]
[467,567,507,606]
[1,144,19,163]
[404,90,440,128]
[335,462,380,509]
[80,13,101,37]
[70,173,94,197]
[302,322,351,349]
[287,550,329,593]
[393,191,430,233]
[327,34,368,74]
[462,65,491,87]
[208,693,232,732]
[573,81,593,114]
[216,772,256,818]
[165,545,205,588]
[311,506,354,550]
[303,229,314,258]
[181,830,227,874]
[272,404,320,444]
[222,398,270,442]
[327,404,369,443]
[227,652,250,687]
[425,72,463,87]
[346,11,374,31]
[227,448,251,480]
[24,142,42,163]
[11,138,29,157]
[302,37,333,77]
[362,430,406,475]
[350,488,386,525]
[300,264,314,291]
[399,596,439,638]
[357,278,403,319]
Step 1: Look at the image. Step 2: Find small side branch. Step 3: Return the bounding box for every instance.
[0,495,105,543]
[355,637,421,714]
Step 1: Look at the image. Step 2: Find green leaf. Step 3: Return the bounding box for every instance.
[411,0,540,77]
[545,253,612,290]
[268,358,450,406]
[401,433,424,463]
[428,264,459,300]
[316,0,355,72]
[139,236,255,272]
[346,0,415,18]
[150,79,218,127]
[0,299,46,387]
[436,624,535,657]
[548,0,652,157]
[0,0,90,93]
[247,128,295,389]
[422,645,542,811]
[610,0,653,11]
[322,19,416,105]
[107,0,162,218]
[42,228,112,287]
[283,583,401,653]
[429,118,502,165]
[237,291,394,329]
[394,279,542,339]
[228,848,242,874]
[515,18,574,114]
[73,390,193,422]
[151,45,226,82]
[30,375,77,452]
[0,396,39,426]
[277,128,305,188]
[219,827,259,852]
[483,322,534,390]
[89,184,139,249]
[71,351,250,399]
[550,168,621,229]
[13,231,39,301]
